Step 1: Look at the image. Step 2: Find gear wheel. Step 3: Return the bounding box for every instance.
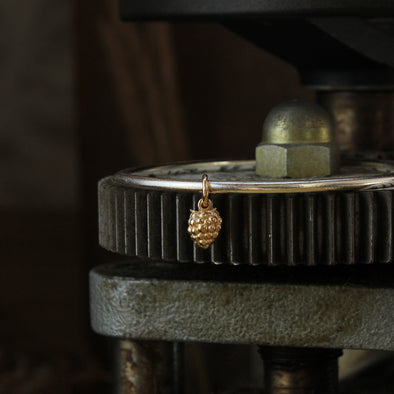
[99,160,394,266]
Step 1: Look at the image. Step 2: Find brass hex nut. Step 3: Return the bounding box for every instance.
[256,142,339,178]
[256,100,339,178]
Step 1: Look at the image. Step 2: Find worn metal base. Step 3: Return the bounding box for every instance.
[90,261,394,351]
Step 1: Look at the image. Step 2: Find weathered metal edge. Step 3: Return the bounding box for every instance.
[90,265,394,350]
[110,159,394,194]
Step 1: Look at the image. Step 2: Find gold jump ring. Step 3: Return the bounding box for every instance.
[202,174,210,207]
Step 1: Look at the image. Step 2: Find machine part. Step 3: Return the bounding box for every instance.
[99,159,394,194]
[90,262,394,350]
[259,347,342,394]
[255,100,339,177]
[172,342,184,394]
[309,18,394,70]
[317,91,394,151]
[114,340,160,394]
[119,1,394,20]
[225,18,394,88]
[114,339,183,394]
[99,159,394,265]
[259,101,333,145]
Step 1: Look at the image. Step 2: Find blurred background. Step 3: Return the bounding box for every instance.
[4,0,379,392]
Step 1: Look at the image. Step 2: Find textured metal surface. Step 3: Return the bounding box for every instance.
[90,263,394,350]
[99,160,394,265]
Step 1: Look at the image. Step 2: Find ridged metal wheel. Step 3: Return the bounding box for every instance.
[99,159,394,266]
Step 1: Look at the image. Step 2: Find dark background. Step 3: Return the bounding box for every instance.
[3,0,370,392]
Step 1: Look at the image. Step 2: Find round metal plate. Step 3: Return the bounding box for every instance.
[114,159,394,194]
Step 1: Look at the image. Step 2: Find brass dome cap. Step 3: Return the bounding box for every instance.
[261,100,334,144]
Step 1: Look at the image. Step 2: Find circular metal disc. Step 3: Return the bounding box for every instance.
[113,159,394,194]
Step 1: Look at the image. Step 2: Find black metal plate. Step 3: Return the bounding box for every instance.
[120,0,394,21]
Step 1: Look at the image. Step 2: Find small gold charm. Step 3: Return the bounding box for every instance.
[188,175,222,249]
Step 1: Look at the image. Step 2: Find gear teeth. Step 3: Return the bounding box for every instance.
[98,177,394,266]
[211,194,226,264]
[247,195,261,265]
[359,192,374,264]
[377,191,393,262]
[176,193,193,262]
[147,192,161,260]
[124,189,135,256]
[161,192,176,261]
[135,191,147,258]
[323,193,335,265]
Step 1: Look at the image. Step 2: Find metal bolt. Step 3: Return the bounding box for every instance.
[256,100,339,178]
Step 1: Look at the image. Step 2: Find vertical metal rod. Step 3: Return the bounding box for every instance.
[172,342,185,394]
[114,339,183,394]
[114,339,159,394]
[259,346,342,394]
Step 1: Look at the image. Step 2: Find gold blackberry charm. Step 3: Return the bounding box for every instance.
[188,175,222,249]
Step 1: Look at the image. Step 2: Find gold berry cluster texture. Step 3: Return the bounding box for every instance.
[188,204,222,249]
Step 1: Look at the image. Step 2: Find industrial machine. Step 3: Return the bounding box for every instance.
[90,2,394,392]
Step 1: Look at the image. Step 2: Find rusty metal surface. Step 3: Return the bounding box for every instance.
[90,263,394,350]
[114,339,183,394]
[115,340,162,394]
[260,347,341,394]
